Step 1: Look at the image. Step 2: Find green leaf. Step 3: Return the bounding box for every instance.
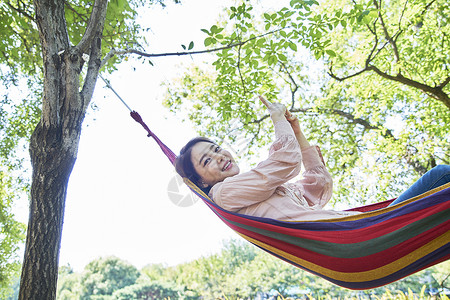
[289,42,298,51]
[268,55,277,65]
[257,38,266,47]
[278,53,287,61]
[204,37,213,47]
[325,49,336,57]
[357,10,370,23]
[210,25,224,34]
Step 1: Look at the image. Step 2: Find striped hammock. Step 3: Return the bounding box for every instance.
[130,111,450,290]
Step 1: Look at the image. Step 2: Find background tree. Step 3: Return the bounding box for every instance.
[79,256,140,300]
[111,281,183,300]
[163,0,449,204]
[0,0,38,293]
[56,257,186,300]
[0,172,26,298]
[56,265,81,300]
[56,240,449,299]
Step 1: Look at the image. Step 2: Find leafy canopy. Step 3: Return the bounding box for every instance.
[164,0,449,204]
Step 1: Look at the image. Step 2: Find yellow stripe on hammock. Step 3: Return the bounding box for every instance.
[238,231,449,282]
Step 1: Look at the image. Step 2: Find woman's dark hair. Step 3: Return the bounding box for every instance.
[175,137,216,194]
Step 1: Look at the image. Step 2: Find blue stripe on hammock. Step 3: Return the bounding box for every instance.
[202,187,449,232]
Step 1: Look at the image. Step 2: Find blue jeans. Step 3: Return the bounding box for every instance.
[389,165,450,206]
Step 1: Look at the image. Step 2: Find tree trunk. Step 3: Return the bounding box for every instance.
[20,119,81,300]
[19,0,107,298]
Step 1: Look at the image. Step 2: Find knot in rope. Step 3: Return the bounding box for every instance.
[130,111,154,137]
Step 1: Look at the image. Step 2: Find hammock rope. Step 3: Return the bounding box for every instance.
[99,74,177,164]
[130,110,177,164]
[101,76,449,290]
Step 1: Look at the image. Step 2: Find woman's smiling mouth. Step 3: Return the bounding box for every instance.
[222,160,232,171]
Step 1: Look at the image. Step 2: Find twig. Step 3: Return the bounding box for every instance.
[373,0,400,62]
[5,0,35,21]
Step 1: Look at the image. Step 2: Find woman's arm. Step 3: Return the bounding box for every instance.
[211,120,302,211]
[285,109,333,206]
[285,110,310,150]
[211,97,302,211]
[297,146,333,207]
[259,96,332,208]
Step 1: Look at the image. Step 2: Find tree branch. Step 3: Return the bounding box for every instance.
[438,76,450,89]
[75,0,108,54]
[100,29,284,67]
[373,0,400,62]
[368,66,450,108]
[328,65,450,109]
[8,26,33,55]
[329,108,394,138]
[279,62,299,110]
[397,0,409,29]
[101,43,240,64]
[328,67,367,81]
[424,0,437,11]
[327,0,449,109]
[64,1,89,24]
[247,114,271,125]
[81,0,108,111]
[365,22,379,67]
[236,43,248,95]
[5,0,35,21]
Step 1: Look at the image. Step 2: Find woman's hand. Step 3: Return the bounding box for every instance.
[259,95,311,149]
[285,110,301,136]
[259,95,287,123]
[259,95,298,132]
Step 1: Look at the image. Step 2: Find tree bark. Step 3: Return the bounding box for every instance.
[20,120,80,300]
[19,0,107,299]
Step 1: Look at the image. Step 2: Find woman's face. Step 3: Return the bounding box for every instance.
[190,141,240,187]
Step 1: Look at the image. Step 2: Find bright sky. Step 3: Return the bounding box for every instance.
[10,0,288,272]
[60,0,239,271]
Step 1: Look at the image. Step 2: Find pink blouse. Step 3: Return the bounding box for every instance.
[209,119,361,221]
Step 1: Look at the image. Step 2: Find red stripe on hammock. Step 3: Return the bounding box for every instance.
[224,219,449,273]
[205,198,448,243]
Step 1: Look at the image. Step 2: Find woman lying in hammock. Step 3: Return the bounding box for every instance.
[175,96,450,221]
